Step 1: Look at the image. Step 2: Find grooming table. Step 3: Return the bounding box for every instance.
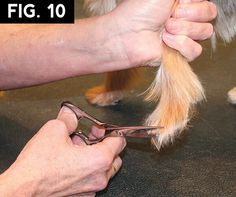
[0,1,235,196]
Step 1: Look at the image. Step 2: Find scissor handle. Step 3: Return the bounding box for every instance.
[62,101,106,126]
[62,101,162,142]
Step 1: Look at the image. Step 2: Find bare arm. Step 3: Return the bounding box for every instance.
[0,0,216,90]
[0,17,132,89]
[0,106,125,196]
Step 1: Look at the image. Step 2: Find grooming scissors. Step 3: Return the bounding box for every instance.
[61,101,163,145]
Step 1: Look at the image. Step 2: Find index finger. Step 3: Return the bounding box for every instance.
[173,1,217,22]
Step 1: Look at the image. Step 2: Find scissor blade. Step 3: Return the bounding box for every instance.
[123,132,157,138]
[105,126,163,131]
[106,126,161,138]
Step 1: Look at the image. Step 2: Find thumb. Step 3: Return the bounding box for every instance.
[57,106,78,134]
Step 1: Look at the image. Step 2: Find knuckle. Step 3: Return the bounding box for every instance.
[54,119,68,130]
[93,176,109,191]
[44,119,67,133]
[43,119,57,130]
[180,37,202,61]
[101,151,113,169]
[94,148,113,170]
[98,177,109,190]
[165,18,178,33]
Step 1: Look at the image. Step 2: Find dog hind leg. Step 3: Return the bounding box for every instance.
[85,69,140,106]
[84,0,140,106]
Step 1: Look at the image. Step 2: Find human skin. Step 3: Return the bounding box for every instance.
[0,106,126,196]
[0,0,216,90]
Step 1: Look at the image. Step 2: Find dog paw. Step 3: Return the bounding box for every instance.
[85,86,124,106]
[228,87,236,105]
[0,91,5,97]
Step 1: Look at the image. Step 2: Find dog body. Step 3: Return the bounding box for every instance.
[84,0,121,16]
[84,0,236,149]
[212,0,236,44]
[211,1,236,106]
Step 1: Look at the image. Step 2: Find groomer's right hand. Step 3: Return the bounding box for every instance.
[0,106,126,197]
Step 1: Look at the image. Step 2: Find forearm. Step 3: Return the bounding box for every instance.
[0,15,129,90]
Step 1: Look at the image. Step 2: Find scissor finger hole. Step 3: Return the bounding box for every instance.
[71,135,87,146]
[76,118,105,140]
[90,126,105,139]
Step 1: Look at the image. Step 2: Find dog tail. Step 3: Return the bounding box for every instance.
[145,43,205,150]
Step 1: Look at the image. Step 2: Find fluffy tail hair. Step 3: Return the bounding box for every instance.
[145,43,205,149]
[144,0,205,149]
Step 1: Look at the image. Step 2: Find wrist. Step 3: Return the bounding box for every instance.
[62,15,134,74]
[0,165,44,197]
[105,11,162,68]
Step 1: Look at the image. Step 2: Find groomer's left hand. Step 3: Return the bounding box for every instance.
[164,0,217,61]
[0,107,126,197]
[112,0,216,64]
[0,0,217,89]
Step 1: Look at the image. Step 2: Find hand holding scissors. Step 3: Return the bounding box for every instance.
[61,101,163,145]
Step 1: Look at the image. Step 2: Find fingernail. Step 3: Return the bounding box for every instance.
[59,106,74,114]
[122,138,127,151]
[57,106,78,130]
[58,106,77,120]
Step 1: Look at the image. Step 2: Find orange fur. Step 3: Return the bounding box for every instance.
[84,0,205,149]
[106,69,140,90]
[85,69,141,106]
[85,85,124,106]
[0,91,5,97]
[146,44,205,149]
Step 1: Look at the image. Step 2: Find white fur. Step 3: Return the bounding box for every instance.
[84,0,118,16]
[228,87,236,104]
[91,90,123,106]
[145,46,205,149]
[212,0,236,48]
